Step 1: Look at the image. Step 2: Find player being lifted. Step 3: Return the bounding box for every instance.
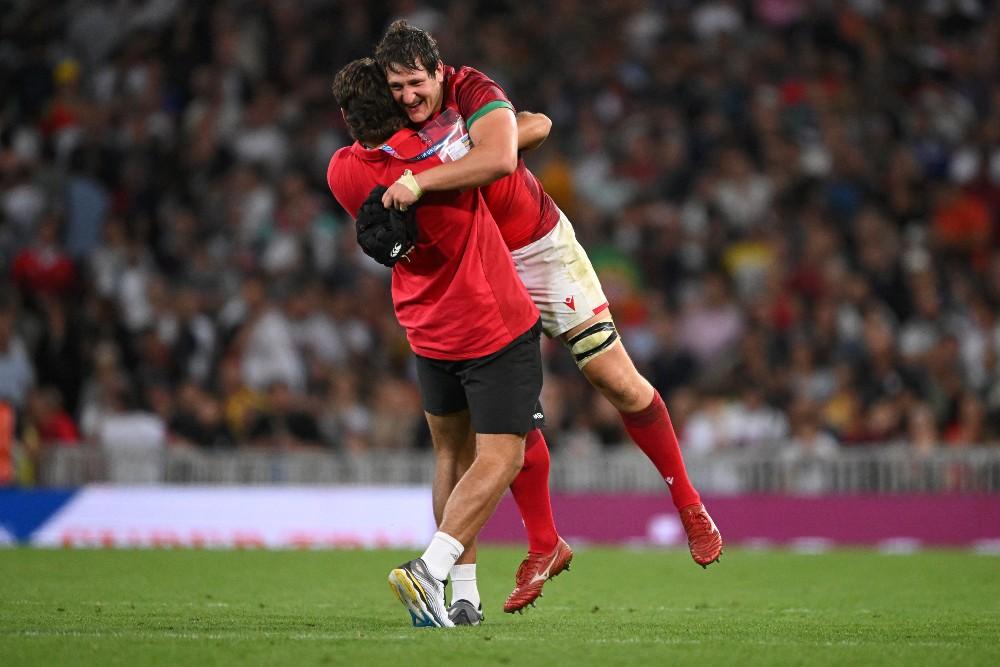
[374,21,724,610]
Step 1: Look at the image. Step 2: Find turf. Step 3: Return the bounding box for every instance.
[0,547,998,666]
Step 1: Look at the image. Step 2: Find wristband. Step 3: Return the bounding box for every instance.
[397,169,424,199]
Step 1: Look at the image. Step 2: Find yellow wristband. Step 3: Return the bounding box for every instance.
[397,169,423,199]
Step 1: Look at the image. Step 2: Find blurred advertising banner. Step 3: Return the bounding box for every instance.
[15,486,436,548]
[482,494,1000,550]
[3,487,999,549]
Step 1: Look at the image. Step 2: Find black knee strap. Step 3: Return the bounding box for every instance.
[566,320,619,366]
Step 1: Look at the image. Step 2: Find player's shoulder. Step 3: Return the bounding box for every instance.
[452,64,497,87]
[329,142,358,165]
[326,143,371,213]
[327,144,356,184]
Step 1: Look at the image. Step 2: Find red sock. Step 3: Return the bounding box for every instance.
[509,429,559,553]
[620,391,701,511]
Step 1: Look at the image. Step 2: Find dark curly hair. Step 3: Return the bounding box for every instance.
[331,58,408,147]
[374,19,441,74]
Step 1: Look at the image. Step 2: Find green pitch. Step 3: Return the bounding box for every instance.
[1,547,998,666]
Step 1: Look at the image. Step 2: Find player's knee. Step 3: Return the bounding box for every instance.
[565,320,619,369]
[585,364,650,412]
[499,443,525,480]
[476,435,525,474]
[508,447,525,476]
[498,440,525,474]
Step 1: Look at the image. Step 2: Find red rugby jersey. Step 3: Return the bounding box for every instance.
[422,65,560,251]
[327,128,539,361]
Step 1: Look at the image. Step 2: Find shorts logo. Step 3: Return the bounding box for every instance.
[391,242,403,257]
[533,412,544,420]
[564,296,575,311]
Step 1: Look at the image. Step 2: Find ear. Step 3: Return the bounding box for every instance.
[433,62,444,81]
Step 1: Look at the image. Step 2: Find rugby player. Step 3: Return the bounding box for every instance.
[328,58,550,628]
[375,21,724,614]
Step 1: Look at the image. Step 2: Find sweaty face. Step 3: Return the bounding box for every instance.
[385,62,444,125]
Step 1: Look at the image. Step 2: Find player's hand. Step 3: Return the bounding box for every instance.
[381,169,423,211]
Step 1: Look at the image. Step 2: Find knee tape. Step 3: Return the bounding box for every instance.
[566,320,619,368]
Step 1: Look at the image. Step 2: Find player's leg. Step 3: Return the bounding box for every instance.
[432,424,533,620]
[439,423,563,618]
[425,410,472,527]
[440,423,567,615]
[562,312,722,566]
[430,422,484,620]
[453,320,571,612]
[513,210,722,567]
[440,319,544,547]
[388,358,472,628]
[563,312,698,507]
[503,427,573,613]
[437,432,525,545]
[510,429,559,554]
[389,323,544,627]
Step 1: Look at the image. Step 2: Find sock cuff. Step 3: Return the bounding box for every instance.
[525,428,544,451]
[522,430,550,469]
[421,531,465,582]
[433,531,464,554]
[621,390,667,428]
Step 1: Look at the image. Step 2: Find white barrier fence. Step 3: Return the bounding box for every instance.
[35,444,1000,494]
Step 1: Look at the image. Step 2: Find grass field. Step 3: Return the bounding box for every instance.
[1,547,998,666]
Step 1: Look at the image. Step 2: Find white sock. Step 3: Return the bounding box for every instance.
[449,564,480,608]
[420,531,464,581]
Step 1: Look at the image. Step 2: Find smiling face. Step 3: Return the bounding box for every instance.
[385,60,444,125]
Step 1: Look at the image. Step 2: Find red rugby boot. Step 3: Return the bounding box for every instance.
[680,503,723,567]
[503,538,573,613]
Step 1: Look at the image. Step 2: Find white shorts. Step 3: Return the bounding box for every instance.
[511,209,609,339]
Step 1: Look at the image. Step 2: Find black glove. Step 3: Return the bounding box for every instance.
[355,185,418,267]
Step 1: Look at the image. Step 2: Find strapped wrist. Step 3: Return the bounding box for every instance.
[397,169,424,199]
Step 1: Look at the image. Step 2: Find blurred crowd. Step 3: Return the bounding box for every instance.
[1,0,999,480]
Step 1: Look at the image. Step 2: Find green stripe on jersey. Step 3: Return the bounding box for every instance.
[467,100,514,129]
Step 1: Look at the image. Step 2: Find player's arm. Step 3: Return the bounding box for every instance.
[381,106,518,210]
[517,111,551,152]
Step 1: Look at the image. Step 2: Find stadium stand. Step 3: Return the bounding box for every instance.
[1,1,998,487]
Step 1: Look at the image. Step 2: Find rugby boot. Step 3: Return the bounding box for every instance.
[503,537,573,613]
[388,558,455,628]
[680,503,723,567]
[448,599,484,626]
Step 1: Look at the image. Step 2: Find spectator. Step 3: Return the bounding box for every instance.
[0,2,998,459]
[169,381,235,449]
[0,296,34,411]
[943,391,988,446]
[234,275,305,392]
[781,400,840,493]
[32,295,85,416]
[677,271,744,369]
[247,382,323,450]
[10,213,77,302]
[318,369,370,453]
[218,358,265,443]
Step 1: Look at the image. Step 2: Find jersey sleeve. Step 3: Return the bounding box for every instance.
[454,67,515,130]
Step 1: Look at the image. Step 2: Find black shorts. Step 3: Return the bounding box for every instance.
[415,319,544,435]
